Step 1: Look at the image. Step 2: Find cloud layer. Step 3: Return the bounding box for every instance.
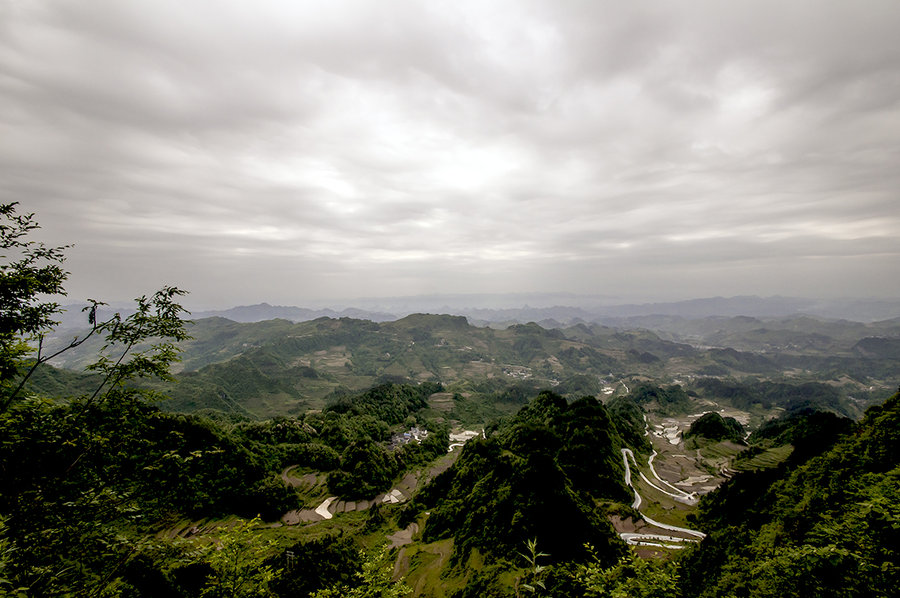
[2,0,898,307]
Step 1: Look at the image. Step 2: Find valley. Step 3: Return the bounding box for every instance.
[5,303,899,597]
[36,310,900,422]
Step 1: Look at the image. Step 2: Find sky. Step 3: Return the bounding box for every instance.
[2,0,899,309]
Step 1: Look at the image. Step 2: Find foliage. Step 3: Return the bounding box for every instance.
[0,203,70,408]
[0,232,198,595]
[693,378,849,416]
[514,538,549,597]
[680,391,900,597]
[85,286,191,400]
[685,412,745,443]
[273,441,341,470]
[575,550,680,598]
[328,439,398,498]
[750,408,853,463]
[239,417,313,444]
[628,384,692,415]
[0,392,303,594]
[395,419,450,469]
[606,395,650,451]
[311,545,411,598]
[325,382,439,425]
[414,392,629,565]
[269,534,358,598]
[0,208,297,594]
[192,517,281,598]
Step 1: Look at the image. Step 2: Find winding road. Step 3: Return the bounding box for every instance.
[620,447,706,549]
[645,451,698,504]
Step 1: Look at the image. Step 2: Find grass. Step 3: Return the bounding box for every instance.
[400,541,529,598]
[258,509,373,549]
[692,439,746,460]
[731,444,793,471]
[683,439,748,475]
[286,468,332,508]
[399,539,457,597]
[632,471,696,529]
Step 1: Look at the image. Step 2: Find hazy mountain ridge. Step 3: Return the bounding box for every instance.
[53,295,900,332]
[38,312,898,420]
[193,303,398,324]
[205,295,900,324]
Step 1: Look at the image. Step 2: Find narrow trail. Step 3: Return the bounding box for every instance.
[280,451,462,525]
[620,447,706,549]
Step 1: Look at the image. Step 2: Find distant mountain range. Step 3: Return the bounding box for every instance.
[34,310,895,417]
[193,303,399,323]
[55,294,900,331]
[202,296,900,324]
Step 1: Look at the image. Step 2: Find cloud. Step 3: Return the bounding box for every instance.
[1,0,898,307]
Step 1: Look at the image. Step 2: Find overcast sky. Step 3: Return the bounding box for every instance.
[2,1,899,309]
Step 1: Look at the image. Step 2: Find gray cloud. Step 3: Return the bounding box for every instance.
[1,0,898,308]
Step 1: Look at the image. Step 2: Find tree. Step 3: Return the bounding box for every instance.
[0,202,69,408]
[0,205,193,595]
[0,203,191,412]
[328,439,397,498]
[84,285,190,405]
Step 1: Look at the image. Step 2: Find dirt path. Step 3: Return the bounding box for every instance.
[387,522,420,549]
[279,451,462,526]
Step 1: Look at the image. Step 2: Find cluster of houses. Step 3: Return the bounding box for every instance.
[502,365,532,379]
[389,426,487,453]
[389,426,428,449]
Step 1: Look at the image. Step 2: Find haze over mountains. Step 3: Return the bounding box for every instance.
[197,295,900,324]
[41,294,899,424]
[56,294,900,331]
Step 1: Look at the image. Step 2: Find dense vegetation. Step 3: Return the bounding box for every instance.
[681,391,900,597]
[410,392,646,569]
[692,377,849,415]
[325,382,440,424]
[39,303,897,420]
[629,383,693,415]
[750,408,854,463]
[685,412,745,443]
[0,380,448,595]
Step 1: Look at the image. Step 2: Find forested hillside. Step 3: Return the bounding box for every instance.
[0,380,450,595]
[36,309,896,420]
[681,391,900,597]
[413,392,641,562]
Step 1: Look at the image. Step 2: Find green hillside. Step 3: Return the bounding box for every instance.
[681,391,900,597]
[37,311,898,422]
[686,412,745,443]
[412,392,642,564]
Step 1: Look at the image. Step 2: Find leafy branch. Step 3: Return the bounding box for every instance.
[515,538,549,597]
[84,286,191,405]
[0,202,70,408]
